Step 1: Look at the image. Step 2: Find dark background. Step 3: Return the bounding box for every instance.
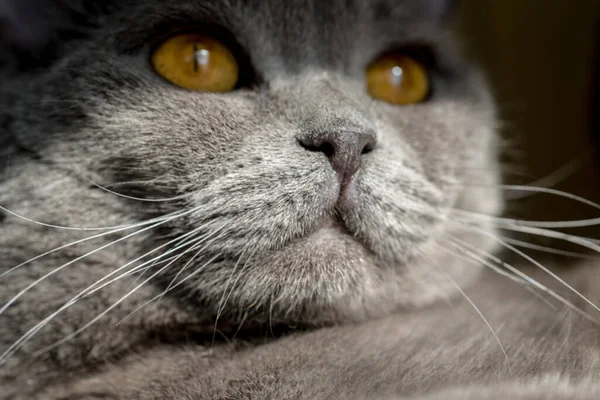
[460,1,600,246]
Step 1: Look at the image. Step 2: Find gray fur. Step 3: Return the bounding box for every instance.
[0,0,597,399]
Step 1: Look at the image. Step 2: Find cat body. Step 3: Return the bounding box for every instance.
[0,0,599,399]
[40,266,600,400]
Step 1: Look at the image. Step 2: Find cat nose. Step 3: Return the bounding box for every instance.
[298,130,376,183]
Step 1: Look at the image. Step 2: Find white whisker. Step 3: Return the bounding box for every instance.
[154,228,228,305]
[0,210,182,279]
[211,247,258,353]
[80,227,216,300]
[0,204,178,232]
[83,175,193,203]
[0,212,189,316]
[502,238,599,259]
[433,238,562,312]
[0,223,216,364]
[455,209,600,230]
[423,251,512,373]
[456,221,600,318]
[501,185,600,210]
[451,184,600,211]
[30,249,202,358]
[117,250,225,326]
[432,240,526,286]
[477,221,600,250]
[444,238,563,311]
[120,227,216,293]
[505,157,583,200]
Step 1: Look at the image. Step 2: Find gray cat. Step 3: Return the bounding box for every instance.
[1,0,600,399]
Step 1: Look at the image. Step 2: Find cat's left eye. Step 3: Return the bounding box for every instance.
[366,53,430,105]
[151,33,239,92]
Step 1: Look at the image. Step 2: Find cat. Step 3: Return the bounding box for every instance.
[1,0,600,399]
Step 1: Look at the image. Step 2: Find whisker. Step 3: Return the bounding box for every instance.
[13,223,227,364]
[0,212,190,316]
[432,237,563,312]
[120,227,216,293]
[455,209,600,230]
[0,224,214,364]
[215,250,252,318]
[117,254,183,284]
[450,276,512,372]
[0,204,178,231]
[502,238,599,259]
[470,219,600,249]
[156,253,224,298]
[122,253,168,294]
[153,229,229,305]
[83,175,193,203]
[211,248,258,353]
[80,226,216,300]
[117,250,225,326]
[455,232,597,323]
[505,157,584,200]
[114,253,199,325]
[268,293,276,338]
[370,177,600,319]
[455,184,600,212]
[99,179,173,189]
[455,221,600,317]
[423,251,512,373]
[211,251,247,344]
[0,210,182,279]
[78,222,230,308]
[445,217,599,322]
[431,240,527,287]
[230,311,249,341]
[443,238,561,312]
[30,249,213,359]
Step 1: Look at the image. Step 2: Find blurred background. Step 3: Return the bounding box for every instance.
[460,1,600,253]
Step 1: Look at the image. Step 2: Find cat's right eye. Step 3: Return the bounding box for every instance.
[151,33,239,92]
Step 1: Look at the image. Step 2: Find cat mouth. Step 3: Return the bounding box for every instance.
[311,212,360,243]
[315,217,347,233]
[311,179,360,237]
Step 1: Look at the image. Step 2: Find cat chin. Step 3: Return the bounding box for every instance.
[191,220,494,327]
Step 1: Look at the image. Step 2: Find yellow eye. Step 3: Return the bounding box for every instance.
[151,33,239,92]
[366,53,430,105]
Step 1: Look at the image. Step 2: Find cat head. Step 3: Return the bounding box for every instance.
[1,0,502,327]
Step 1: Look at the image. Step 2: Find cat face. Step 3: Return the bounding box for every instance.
[1,0,502,326]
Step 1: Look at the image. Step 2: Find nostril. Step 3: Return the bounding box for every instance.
[298,131,376,181]
[299,139,336,159]
[361,141,374,155]
[317,142,335,158]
